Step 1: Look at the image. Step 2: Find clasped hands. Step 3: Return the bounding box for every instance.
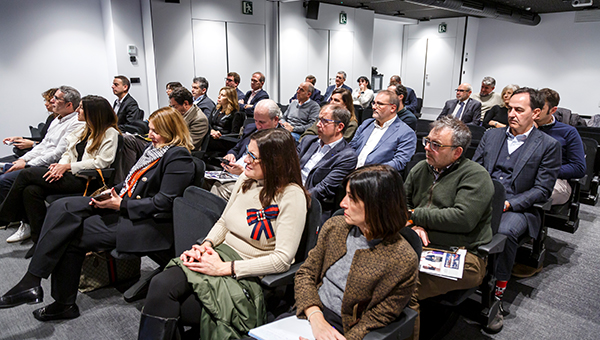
[43,163,71,182]
[180,243,230,276]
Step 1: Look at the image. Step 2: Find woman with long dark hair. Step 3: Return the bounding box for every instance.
[1,95,119,247]
[138,128,310,339]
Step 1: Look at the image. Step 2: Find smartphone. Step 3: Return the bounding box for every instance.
[4,141,13,146]
[92,192,111,201]
[216,157,231,166]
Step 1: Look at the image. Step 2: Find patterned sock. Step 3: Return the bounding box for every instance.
[495,280,508,299]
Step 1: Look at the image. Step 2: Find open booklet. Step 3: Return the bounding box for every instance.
[249,316,315,340]
[419,248,467,281]
[204,170,239,183]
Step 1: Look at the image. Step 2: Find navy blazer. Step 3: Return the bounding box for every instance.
[322,84,352,103]
[113,146,195,252]
[473,127,561,237]
[116,93,144,127]
[405,87,419,117]
[438,98,482,125]
[194,95,216,117]
[298,135,357,202]
[243,89,269,117]
[349,117,416,172]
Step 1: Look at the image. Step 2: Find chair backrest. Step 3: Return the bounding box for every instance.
[192,121,212,159]
[581,137,598,191]
[491,180,506,235]
[361,107,373,124]
[243,117,255,128]
[399,227,422,258]
[467,124,486,143]
[191,157,206,188]
[416,119,432,134]
[403,152,425,180]
[277,103,288,113]
[416,98,423,114]
[295,197,322,263]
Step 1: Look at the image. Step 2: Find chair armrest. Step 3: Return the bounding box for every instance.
[153,212,173,220]
[261,262,303,288]
[78,168,115,179]
[363,307,418,340]
[571,176,587,185]
[534,199,552,211]
[478,234,507,256]
[219,135,240,141]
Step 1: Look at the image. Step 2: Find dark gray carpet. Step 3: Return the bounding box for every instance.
[0,202,599,339]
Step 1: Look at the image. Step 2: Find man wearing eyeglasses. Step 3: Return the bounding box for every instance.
[281,82,321,141]
[404,117,494,337]
[349,90,416,172]
[224,72,245,105]
[242,72,270,118]
[297,105,357,211]
[322,71,352,104]
[438,83,482,125]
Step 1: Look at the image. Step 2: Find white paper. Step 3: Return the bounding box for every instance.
[249,316,315,340]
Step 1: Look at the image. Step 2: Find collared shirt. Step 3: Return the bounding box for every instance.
[193,94,205,106]
[247,89,260,104]
[20,111,85,166]
[296,98,311,107]
[451,98,469,118]
[301,136,344,184]
[356,115,397,168]
[506,125,534,154]
[429,161,457,183]
[113,97,122,113]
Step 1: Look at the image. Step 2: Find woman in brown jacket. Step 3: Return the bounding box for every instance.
[295,165,419,340]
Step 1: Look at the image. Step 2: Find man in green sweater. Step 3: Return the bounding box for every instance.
[405,117,494,337]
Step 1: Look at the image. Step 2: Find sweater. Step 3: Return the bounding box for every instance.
[471,92,503,115]
[204,173,308,278]
[537,119,586,180]
[405,157,493,255]
[58,126,119,175]
[281,99,321,134]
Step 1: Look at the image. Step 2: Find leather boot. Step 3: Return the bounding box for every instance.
[138,313,179,340]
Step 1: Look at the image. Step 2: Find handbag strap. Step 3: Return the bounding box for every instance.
[83,169,108,196]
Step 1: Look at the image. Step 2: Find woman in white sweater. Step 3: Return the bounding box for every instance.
[352,76,374,108]
[139,128,310,340]
[0,95,119,250]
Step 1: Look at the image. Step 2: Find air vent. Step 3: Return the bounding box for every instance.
[461,0,484,11]
[575,9,600,22]
[496,6,513,17]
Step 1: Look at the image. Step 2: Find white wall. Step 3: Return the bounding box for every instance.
[0,0,114,154]
[471,12,600,116]
[373,18,404,86]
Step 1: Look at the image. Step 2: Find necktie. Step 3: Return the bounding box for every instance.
[455,101,465,120]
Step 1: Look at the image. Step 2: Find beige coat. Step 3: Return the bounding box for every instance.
[58,126,119,175]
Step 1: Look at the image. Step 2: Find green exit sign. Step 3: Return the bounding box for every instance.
[242,1,253,15]
[438,23,447,33]
[339,12,347,25]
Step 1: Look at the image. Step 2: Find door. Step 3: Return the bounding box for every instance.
[227,23,267,95]
[422,37,456,109]
[192,20,228,101]
[307,28,329,96]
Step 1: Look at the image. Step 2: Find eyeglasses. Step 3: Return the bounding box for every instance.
[245,145,260,163]
[422,137,459,152]
[455,89,468,93]
[372,101,393,108]
[225,78,235,83]
[53,95,65,102]
[317,117,341,126]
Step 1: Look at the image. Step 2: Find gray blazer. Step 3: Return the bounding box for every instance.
[473,127,561,237]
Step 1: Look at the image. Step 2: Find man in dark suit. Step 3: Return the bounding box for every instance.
[225,72,245,105]
[388,84,417,131]
[112,75,144,131]
[473,87,561,331]
[350,90,416,172]
[298,104,357,206]
[390,75,419,117]
[289,75,323,104]
[438,83,482,125]
[242,72,269,118]
[191,76,215,116]
[321,71,352,104]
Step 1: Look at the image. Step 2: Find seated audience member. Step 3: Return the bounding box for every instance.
[438,83,481,125]
[225,72,245,105]
[0,107,195,322]
[281,82,320,141]
[350,90,416,172]
[390,75,419,117]
[242,72,269,118]
[301,88,358,142]
[471,76,504,117]
[405,117,494,338]
[112,75,144,131]
[0,86,84,238]
[483,84,519,129]
[2,88,58,162]
[289,75,323,104]
[207,87,244,154]
[138,129,309,339]
[352,76,374,108]
[536,88,585,206]
[169,87,208,151]
[191,77,216,116]
[473,88,561,331]
[1,96,119,250]
[165,82,182,97]
[212,100,282,200]
[295,165,418,340]
[298,104,357,210]
[388,84,417,131]
[322,71,352,104]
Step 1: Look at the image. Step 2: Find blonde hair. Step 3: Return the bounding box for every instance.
[148,107,194,152]
[216,87,240,115]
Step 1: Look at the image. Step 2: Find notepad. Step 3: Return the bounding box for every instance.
[249,316,315,340]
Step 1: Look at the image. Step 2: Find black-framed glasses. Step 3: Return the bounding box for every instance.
[372,101,393,108]
[455,89,468,93]
[245,145,260,163]
[422,137,459,152]
[225,78,235,83]
[317,117,341,126]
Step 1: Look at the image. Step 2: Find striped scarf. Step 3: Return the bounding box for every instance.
[119,144,172,197]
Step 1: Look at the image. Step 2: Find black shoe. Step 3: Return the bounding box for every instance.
[33,304,80,321]
[499,300,510,316]
[24,244,36,259]
[0,286,43,308]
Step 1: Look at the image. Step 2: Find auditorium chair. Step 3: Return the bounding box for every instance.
[579,137,599,205]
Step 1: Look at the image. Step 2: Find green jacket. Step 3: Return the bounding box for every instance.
[166,244,267,339]
[405,157,493,256]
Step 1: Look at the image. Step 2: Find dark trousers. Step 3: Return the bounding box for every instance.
[27,196,121,304]
[0,167,88,242]
[0,169,21,203]
[496,211,528,281]
[144,266,203,326]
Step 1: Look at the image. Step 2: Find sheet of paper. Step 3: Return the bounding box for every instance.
[249,316,315,340]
